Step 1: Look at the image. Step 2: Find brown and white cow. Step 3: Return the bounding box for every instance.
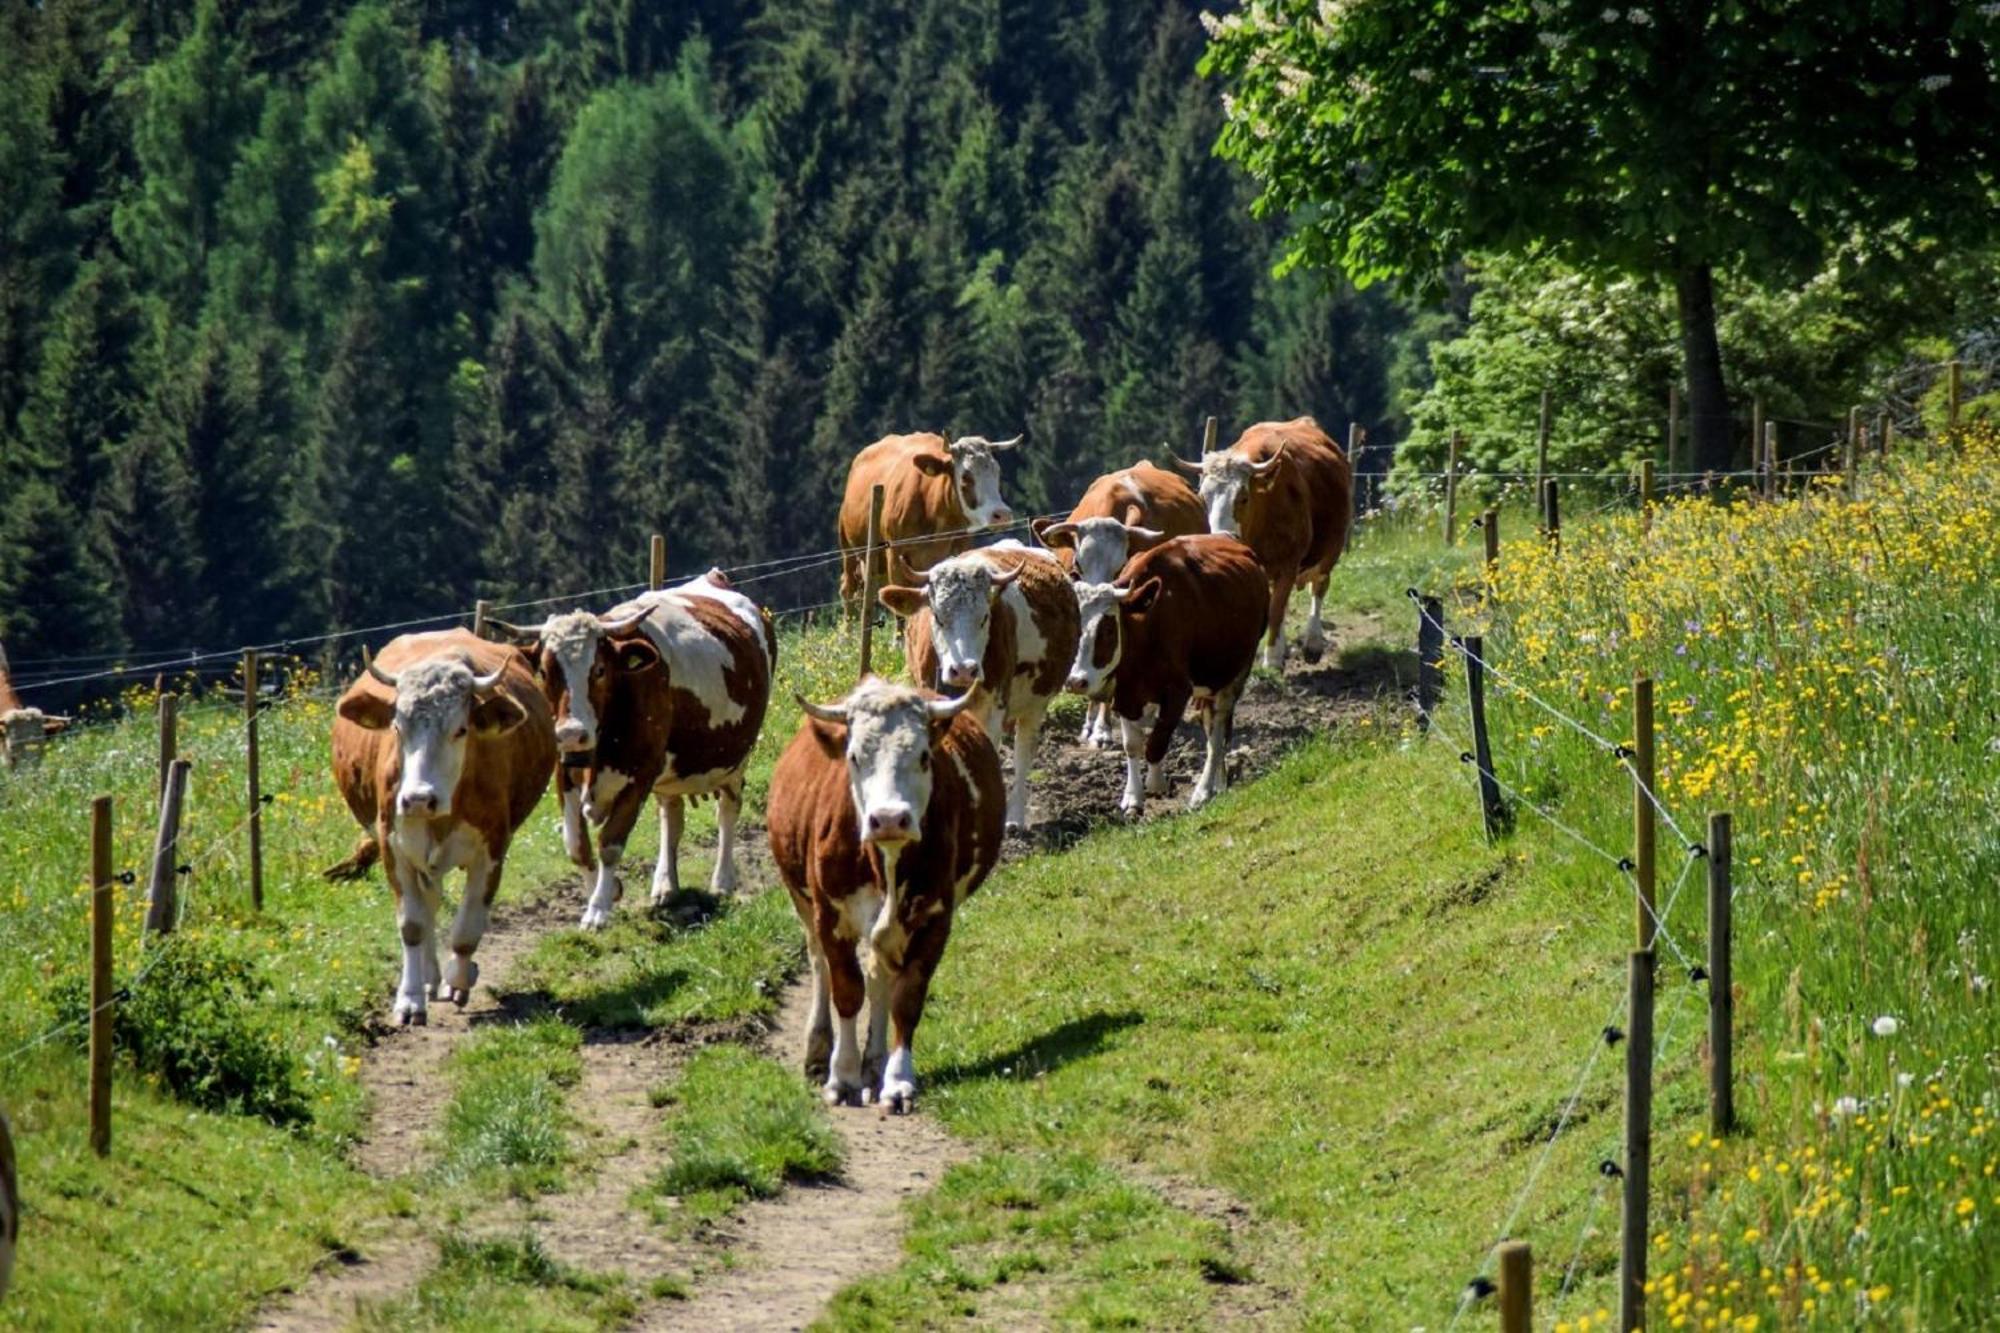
[0,638,71,768]
[1064,534,1269,815]
[768,678,1004,1110]
[500,572,774,929]
[880,540,1079,834]
[1176,417,1352,670]
[330,630,555,1025]
[837,432,1021,615]
[1031,460,1208,746]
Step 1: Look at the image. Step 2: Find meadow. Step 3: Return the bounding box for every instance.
[0,443,1993,1329]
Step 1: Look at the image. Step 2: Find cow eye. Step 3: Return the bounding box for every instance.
[918,751,931,771]
[454,725,469,739]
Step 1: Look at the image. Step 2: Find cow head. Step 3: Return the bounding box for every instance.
[1064,577,1163,701]
[1035,519,1166,584]
[338,653,528,818]
[878,555,1020,691]
[914,434,1019,530]
[1,707,70,768]
[1176,442,1287,538]
[495,606,661,761]
[798,678,976,847]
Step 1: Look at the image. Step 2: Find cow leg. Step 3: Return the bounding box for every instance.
[1147,694,1186,799]
[1006,704,1044,834]
[1264,569,1296,670]
[559,774,594,872]
[579,781,648,930]
[442,849,498,1006]
[388,849,439,1027]
[710,778,743,895]
[1302,572,1331,664]
[839,551,862,621]
[1118,714,1148,816]
[1191,675,1248,808]
[881,920,951,1113]
[860,965,893,1102]
[822,934,867,1106]
[650,794,685,905]
[1080,701,1110,749]
[801,936,833,1084]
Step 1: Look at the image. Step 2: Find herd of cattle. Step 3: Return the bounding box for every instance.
[314,416,1354,1111]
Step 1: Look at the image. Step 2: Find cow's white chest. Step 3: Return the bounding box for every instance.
[585,769,632,822]
[836,885,885,944]
[389,818,481,883]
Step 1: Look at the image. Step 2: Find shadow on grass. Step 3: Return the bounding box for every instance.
[931,1010,1144,1087]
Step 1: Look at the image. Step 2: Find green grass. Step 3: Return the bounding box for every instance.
[355,1232,637,1332]
[642,1046,841,1227]
[508,887,801,1030]
[821,1151,1249,1330]
[437,1017,583,1194]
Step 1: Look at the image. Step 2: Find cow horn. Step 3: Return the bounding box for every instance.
[597,607,650,635]
[1248,440,1289,475]
[795,692,850,724]
[461,656,507,691]
[1172,454,1206,475]
[1036,521,1077,550]
[484,616,546,644]
[926,691,977,720]
[1124,524,1167,551]
[362,647,400,690]
[987,563,1021,591]
[986,433,1022,451]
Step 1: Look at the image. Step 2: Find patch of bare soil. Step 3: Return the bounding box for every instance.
[635,971,970,1332]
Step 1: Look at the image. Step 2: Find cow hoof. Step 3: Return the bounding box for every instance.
[880,1078,916,1114]
[1188,786,1218,810]
[648,882,676,907]
[711,865,740,896]
[1005,819,1026,837]
[823,1081,861,1107]
[443,957,478,996]
[578,904,614,931]
[1119,799,1143,821]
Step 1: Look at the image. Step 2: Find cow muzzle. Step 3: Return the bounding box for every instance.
[942,661,981,689]
[554,719,595,753]
[863,804,918,845]
[397,783,444,818]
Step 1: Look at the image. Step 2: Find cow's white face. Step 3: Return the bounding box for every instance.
[1068,517,1142,584]
[1065,577,1165,702]
[341,659,527,819]
[946,435,1018,530]
[919,556,1003,690]
[1197,454,1257,538]
[541,612,607,753]
[801,680,973,848]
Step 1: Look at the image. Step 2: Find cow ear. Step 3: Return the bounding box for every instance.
[911,452,953,477]
[470,691,528,737]
[1121,576,1164,615]
[338,691,395,732]
[879,585,927,619]
[611,638,660,673]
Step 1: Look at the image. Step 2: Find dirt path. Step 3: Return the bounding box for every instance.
[251,891,569,1331]
[636,973,969,1332]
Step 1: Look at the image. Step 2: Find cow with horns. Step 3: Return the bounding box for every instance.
[0,639,72,768]
[1176,417,1352,671]
[1064,534,1270,815]
[768,678,1004,1111]
[494,572,774,929]
[837,431,1023,616]
[328,630,556,1025]
[1030,460,1208,747]
[880,541,1079,834]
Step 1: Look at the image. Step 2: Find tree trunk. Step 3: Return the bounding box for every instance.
[1675,263,1733,473]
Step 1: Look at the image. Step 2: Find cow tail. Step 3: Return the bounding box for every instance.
[760,605,779,670]
[323,834,380,882]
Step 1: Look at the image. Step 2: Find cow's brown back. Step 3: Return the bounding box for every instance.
[1113,534,1270,714]
[330,629,555,856]
[1068,461,1207,541]
[1232,418,1352,577]
[839,433,969,573]
[0,640,20,714]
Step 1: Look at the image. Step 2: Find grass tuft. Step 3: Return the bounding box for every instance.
[437,1017,582,1192]
[644,1046,840,1226]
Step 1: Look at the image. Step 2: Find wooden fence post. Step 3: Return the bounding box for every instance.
[1750,397,1764,478]
[1543,479,1560,553]
[243,648,263,912]
[1761,422,1777,500]
[1535,388,1552,502]
[1413,594,1444,730]
[1845,408,1861,498]
[1666,385,1681,478]
[1639,459,1654,530]
[1346,422,1363,553]
[1619,948,1656,1333]
[1876,410,1890,458]
[1443,432,1463,547]
[1499,1240,1533,1333]
[649,533,666,591]
[89,794,113,1157]
[145,759,190,935]
[156,691,177,799]
[1883,416,1896,458]
[857,483,886,680]
[1463,635,1507,840]
[1707,811,1734,1137]
[473,598,491,639]
[1481,508,1499,574]
[1633,674,1656,948]
[1947,359,1962,433]
[1203,414,1219,456]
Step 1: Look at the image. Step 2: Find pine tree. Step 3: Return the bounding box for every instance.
[0,478,124,675]
[0,60,76,438]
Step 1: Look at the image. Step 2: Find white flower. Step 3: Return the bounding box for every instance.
[1897,1071,1915,1088]
[1627,8,1654,24]
[1200,10,1222,36]
[1920,74,1953,92]
[1973,974,1991,995]
[1832,1096,1861,1117]
[1872,1015,1899,1037]
[1602,7,1620,19]
[1412,66,1434,83]
[1537,30,1570,49]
